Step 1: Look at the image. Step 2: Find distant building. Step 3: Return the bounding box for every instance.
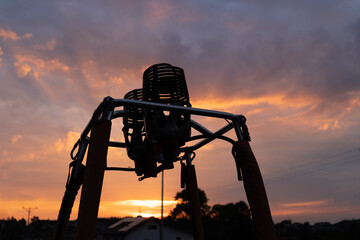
[101,216,193,240]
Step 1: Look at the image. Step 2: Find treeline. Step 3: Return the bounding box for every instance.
[0,217,27,240]
[164,188,255,239]
[0,217,57,240]
[275,219,360,240]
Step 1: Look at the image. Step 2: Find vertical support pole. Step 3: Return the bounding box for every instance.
[75,120,112,240]
[232,141,277,240]
[183,155,205,240]
[160,170,164,240]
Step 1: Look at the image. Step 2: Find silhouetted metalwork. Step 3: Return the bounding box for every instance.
[142,63,191,172]
[123,88,156,177]
[23,206,37,226]
[54,63,276,240]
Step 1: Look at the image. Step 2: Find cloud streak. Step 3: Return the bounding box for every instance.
[281,200,328,208]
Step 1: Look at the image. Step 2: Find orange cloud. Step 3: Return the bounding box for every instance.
[191,93,318,111]
[0,27,21,41]
[15,63,31,77]
[190,90,360,134]
[272,209,313,217]
[35,39,57,51]
[0,46,3,67]
[81,60,105,87]
[13,54,70,78]
[22,33,33,39]
[53,131,80,153]
[80,60,145,101]
[281,200,328,208]
[11,134,22,143]
[0,27,32,41]
[105,73,124,85]
[270,200,356,221]
[318,120,342,131]
[271,203,359,222]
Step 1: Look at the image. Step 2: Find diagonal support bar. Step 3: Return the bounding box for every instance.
[232,141,276,240]
[182,123,233,152]
[75,120,112,240]
[54,161,84,240]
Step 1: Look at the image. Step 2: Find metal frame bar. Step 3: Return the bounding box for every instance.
[77,98,249,175]
[111,99,247,141]
[183,122,234,152]
[80,98,248,141]
[105,119,235,153]
[112,99,240,120]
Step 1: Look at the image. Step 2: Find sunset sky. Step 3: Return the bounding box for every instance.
[1,0,359,224]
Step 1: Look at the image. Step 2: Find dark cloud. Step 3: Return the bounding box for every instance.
[3,0,358,102]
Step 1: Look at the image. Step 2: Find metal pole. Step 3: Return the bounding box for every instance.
[160,170,164,240]
[75,120,112,240]
[112,99,242,120]
[22,207,36,226]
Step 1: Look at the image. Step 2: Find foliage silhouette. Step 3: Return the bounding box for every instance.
[170,188,210,220]
[166,189,255,240]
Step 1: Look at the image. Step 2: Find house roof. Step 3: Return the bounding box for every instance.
[104,216,192,237]
[108,216,146,233]
[105,216,157,236]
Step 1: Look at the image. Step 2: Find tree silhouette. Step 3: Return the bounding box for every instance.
[210,201,254,239]
[0,217,26,240]
[167,189,255,239]
[169,188,210,219]
[211,201,251,222]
